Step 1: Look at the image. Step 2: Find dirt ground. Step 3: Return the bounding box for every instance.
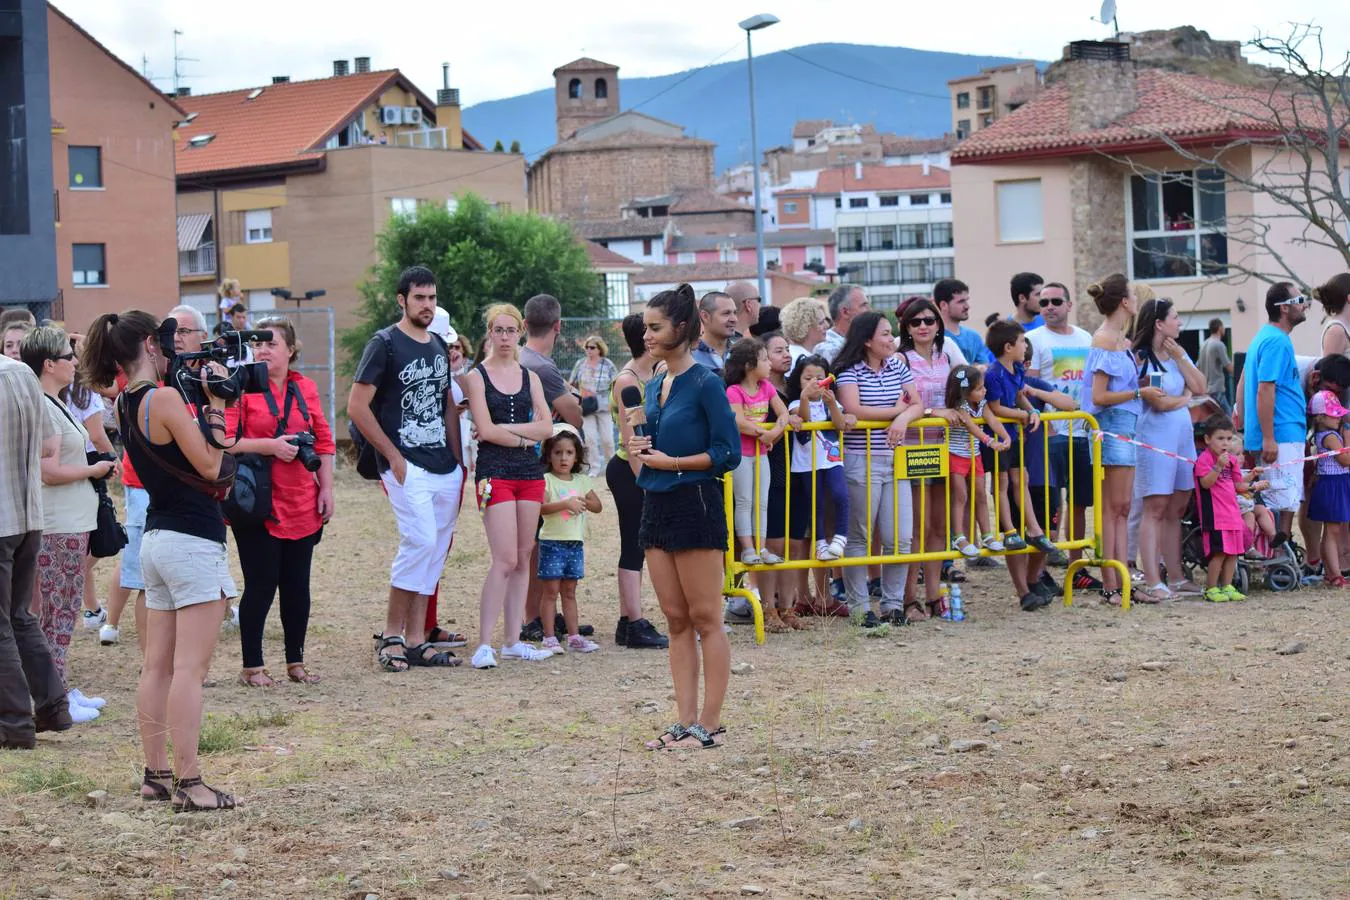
[1,469,1348,900]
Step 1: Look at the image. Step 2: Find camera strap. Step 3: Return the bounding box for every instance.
[263,381,307,439]
[118,386,235,500]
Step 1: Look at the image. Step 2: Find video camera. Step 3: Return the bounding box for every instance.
[162,317,271,407]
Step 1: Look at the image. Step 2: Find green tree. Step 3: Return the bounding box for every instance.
[492,139,505,152]
[509,139,521,154]
[341,193,604,371]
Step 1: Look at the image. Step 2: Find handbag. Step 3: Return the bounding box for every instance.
[88,478,128,558]
[221,381,306,527]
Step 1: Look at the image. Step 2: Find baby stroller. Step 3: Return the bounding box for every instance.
[1178,495,1301,593]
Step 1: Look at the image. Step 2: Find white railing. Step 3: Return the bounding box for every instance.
[179,243,216,277]
[394,128,449,150]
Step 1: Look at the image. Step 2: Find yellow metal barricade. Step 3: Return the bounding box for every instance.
[722,411,1129,644]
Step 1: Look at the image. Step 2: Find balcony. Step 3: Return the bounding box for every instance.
[394,128,451,150]
[178,243,216,278]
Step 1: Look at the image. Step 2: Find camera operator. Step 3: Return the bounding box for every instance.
[81,310,238,812]
[222,315,334,687]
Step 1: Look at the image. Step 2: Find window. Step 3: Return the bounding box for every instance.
[784,201,799,214]
[956,92,970,109]
[897,224,927,250]
[594,78,608,100]
[248,289,276,312]
[445,196,459,214]
[940,192,952,204]
[677,251,696,264]
[72,243,106,286]
[604,272,629,318]
[929,257,955,280]
[718,244,737,263]
[900,259,929,284]
[806,245,826,266]
[996,179,1043,242]
[1129,168,1228,279]
[763,248,782,267]
[834,197,842,209]
[879,194,899,207]
[866,225,896,251]
[848,197,868,208]
[867,261,897,285]
[978,86,995,109]
[389,198,417,221]
[929,223,953,248]
[568,78,582,99]
[68,146,102,188]
[244,208,273,243]
[642,238,653,256]
[957,119,971,140]
[980,113,994,128]
[837,227,864,253]
[910,193,930,206]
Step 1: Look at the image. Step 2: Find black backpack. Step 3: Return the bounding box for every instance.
[349,327,448,480]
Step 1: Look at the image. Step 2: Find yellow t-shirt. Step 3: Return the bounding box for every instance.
[539,473,594,542]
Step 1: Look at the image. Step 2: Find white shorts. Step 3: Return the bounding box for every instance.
[1263,442,1305,513]
[381,463,464,595]
[140,529,237,612]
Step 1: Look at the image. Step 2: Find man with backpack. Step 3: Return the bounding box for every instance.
[348,266,465,672]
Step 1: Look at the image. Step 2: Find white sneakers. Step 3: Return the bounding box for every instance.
[566,635,600,653]
[501,642,554,662]
[81,607,107,629]
[816,536,848,561]
[98,624,119,646]
[541,636,564,654]
[67,694,100,724]
[68,688,106,709]
[471,645,498,669]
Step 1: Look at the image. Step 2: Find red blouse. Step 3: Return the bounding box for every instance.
[223,371,334,540]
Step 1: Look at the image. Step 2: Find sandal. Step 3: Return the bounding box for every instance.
[645,723,688,751]
[904,601,929,622]
[377,635,409,673]
[779,610,811,630]
[666,722,723,750]
[927,596,949,619]
[285,663,321,684]
[763,610,790,634]
[140,767,175,802]
[406,642,462,667]
[171,776,236,813]
[1098,589,1122,607]
[943,566,967,583]
[237,667,275,688]
[427,627,468,647]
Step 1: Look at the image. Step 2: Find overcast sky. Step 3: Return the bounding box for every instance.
[53,0,1350,106]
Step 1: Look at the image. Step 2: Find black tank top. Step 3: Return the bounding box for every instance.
[473,363,544,481]
[122,385,227,544]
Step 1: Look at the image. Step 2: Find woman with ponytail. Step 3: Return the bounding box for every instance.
[81,311,239,812]
[1315,273,1350,357]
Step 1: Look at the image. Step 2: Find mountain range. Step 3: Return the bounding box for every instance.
[462,43,1037,173]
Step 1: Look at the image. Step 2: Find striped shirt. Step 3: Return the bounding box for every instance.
[835,357,913,454]
[0,356,55,537]
[949,400,986,459]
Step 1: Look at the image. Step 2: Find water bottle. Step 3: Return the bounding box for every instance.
[950,583,966,622]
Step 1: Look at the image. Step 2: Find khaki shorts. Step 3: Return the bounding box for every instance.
[140,529,237,612]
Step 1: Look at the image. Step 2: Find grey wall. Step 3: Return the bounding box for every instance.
[0,0,57,313]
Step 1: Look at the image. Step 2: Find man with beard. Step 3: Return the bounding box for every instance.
[935,278,992,366]
[1009,272,1045,330]
[349,266,465,672]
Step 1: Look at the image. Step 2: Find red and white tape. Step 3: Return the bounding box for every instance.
[1093,430,1340,469]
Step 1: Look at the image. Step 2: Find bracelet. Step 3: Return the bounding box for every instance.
[1133,388,1142,402]
[674,456,682,475]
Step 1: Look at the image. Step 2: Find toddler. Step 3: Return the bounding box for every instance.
[538,428,602,652]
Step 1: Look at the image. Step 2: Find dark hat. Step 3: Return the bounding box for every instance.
[749,304,781,337]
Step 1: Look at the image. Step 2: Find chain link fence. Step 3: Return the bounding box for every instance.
[203,306,338,427]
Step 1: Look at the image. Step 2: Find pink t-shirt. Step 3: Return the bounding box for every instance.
[1194,448,1242,531]
[727,379,777,457]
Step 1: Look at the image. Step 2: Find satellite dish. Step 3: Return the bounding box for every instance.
[1099,0,1117,27]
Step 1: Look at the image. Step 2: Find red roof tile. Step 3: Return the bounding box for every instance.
[554,57,617,74]
[951,69,1318,162]
[582,240,640,268]
[632,262,759,284]
[881,134,956,156]
[792,118,834,138]
[811,163,950,194]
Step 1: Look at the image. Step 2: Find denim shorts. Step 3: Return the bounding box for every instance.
[119,487,149,591]
[1094,407,1138,467]
[537,539,584,580]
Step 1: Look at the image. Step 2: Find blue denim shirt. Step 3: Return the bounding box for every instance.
[636,364,741,493]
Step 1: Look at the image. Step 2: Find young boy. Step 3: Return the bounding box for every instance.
[983,321,1059,609]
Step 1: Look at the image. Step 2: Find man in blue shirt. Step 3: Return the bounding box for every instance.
[935,278,994,366]
[1009,272,1045,331]
[691,291,738,374]
[1241,282,1308,536]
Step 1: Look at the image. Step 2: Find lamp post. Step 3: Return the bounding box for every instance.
[739,13,778,307]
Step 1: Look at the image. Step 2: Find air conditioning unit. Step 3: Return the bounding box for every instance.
[403,107,423,125]
[380,106,402,126]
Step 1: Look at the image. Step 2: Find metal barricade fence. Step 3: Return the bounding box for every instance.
[722,411,1129,643]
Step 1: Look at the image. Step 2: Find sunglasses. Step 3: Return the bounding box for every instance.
[908,316,938,327]
[54,351,76,361]
[1038,296,1067,308]
[1276,295,1308,306]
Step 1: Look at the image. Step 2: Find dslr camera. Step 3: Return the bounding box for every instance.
[163,318,271,407]
[287,432,321,472]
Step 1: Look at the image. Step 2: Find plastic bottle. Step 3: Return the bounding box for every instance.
[950,583,966,621]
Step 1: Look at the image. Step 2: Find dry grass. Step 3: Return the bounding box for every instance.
[1,468,1347,899]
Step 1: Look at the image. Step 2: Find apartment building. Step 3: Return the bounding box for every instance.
[48,4,182,329]
[173,61,523,332]
[948,62,1041,141]
[762,120,953,185]
[665,229,835,276]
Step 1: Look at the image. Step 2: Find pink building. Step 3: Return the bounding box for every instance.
[665,228,835,277]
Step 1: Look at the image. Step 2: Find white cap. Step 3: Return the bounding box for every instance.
[429,306,457,344]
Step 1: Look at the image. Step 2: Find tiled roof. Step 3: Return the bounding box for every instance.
[570,217,670,240]
[174,70,480,177]
[625,186,749,215]
[632,262,759,284]
[582,240,640,268]
[553,57,617,74]
[792,118,833,138]
[951,69,1310,162]
[812,163,951,194]
[881,134,956,156]
[542,128,715,157]
[669,228,836,252]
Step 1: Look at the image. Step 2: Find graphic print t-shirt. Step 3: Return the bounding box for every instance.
[354,326,454,475]
[1028,326,1091,438]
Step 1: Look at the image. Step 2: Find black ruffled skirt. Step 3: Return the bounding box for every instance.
[639,478,728,552]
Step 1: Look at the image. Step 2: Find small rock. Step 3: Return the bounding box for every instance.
[846,817,864,832]
[985,705,1008,723]
[920,733,942,748]
[654,883,677,897]
[1271,849,1287,857]
[48,838,63,850]
[1080,828,1100,840]
[439,869,462,880]
[987,722,1003,735]
[232,847,247,861]
[720,863,737,872]
[1032,872,1050,883]
[1140,661,1169,672]
[31,890,51,900]
[741,886,766,896]
[1284,738,1297,749]
[84,790,108,809]
[1292,777,1311,793]
[723,815,763,829]
[524,872,552,895]
[1315,713,1333,722]
[608,863,630,875]
[950,739,989,753]
[1106,671,1127,682]
[730,661,754,676]
[1018,783,1040,798]
[99,812,136,831]
[363,895,378,900]
[1276,641,1306,656]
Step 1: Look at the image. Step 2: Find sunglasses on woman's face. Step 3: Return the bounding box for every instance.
[1039,296,1067,307]
[54,351,76,361]
[908,316,938,327]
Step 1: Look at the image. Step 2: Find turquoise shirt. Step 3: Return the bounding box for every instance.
[636,364,741,493]
[1242,323,1304,450]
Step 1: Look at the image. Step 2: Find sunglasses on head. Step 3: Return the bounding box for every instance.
[1038,296,1067,307]
[1276,294,1308,306]
[908,316,938,327]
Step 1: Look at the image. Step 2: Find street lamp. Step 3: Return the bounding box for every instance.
[739,12,778,307]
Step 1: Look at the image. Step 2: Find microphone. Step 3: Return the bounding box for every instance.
[620,385,650,454]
